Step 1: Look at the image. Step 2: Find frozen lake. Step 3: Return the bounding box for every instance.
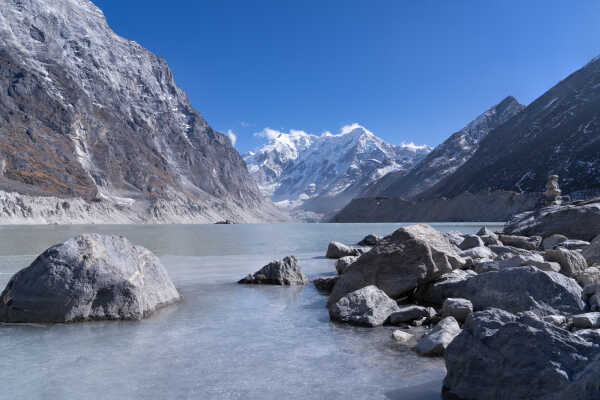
[0,222,502,400]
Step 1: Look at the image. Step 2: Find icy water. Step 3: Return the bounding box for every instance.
[0,222,502,400]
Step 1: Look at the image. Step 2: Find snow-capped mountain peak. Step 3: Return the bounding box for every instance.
[244,124,431,219]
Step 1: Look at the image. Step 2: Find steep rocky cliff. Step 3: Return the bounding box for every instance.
[362,96,525,199]
[0,0,283,223]
[426,56,600,198]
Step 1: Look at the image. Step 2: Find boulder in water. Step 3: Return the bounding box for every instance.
[239,256,307,285]
[0,234,181,323]
[328,285,400,327]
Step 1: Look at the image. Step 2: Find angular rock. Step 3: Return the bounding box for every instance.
[498,234,541,250]
[443,308,600,400]
[414,269,477,305]
[542,234,568,250]
[444,231,466,248]
[239,256,307,285]
[577,267,600,287]
[328,285,400,327]
[335,256,358,275]
[583,235,600,266]
[389,305,437,325]
[476,226,498,238]
[392,329,414,344]
[570,312,600,330]
[442,298,473,323]
[326,241,363,259]
[0,234,181,323]
[460,246,495,260]
[416,266,584,316]
[329,224,465,305]
[545,247,588,278]
[458,235,484,250]
[313,276,338,293]
[415,317,461,357]
[542,314,567,328]
[504,200,600,241]
[357,234,380,247]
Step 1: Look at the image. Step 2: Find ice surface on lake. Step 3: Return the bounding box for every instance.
[0,223,500,400]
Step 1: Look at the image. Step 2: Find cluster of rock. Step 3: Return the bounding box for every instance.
[0,234,181,323]
[315,211,600,398]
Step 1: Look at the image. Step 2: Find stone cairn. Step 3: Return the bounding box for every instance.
[544,175,562,206]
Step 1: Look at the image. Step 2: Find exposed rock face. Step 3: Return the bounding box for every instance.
[0,0,283,224]
[0,234,180,322]
[326,242,363,259]
[328,285,400,327]
[443,309,600,400]
[331,190,540,223]
[415,317,461,357]
[362,96,525,200]
[416,266,585,316]
[244,125,431,220]
[238,256,307,285]
[504,199,600,241]
[328,224,465,305]
[426,57,600,199]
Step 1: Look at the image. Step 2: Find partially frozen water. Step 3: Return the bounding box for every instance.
[0,222,501,400]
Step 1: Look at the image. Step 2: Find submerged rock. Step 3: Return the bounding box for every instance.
[239,256,307,285]
[326,241,363,259]
[328,285,400,327]
[443,308,600,400]
[0,234,181,323]
[329,224,464,305]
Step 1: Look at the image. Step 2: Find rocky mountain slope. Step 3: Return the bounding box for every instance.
[426,56,600,198]
[244,125,431,219]
[362,96,525,199]
[0,0,283,223]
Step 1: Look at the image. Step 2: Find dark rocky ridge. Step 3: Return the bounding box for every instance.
[331,190,540,223]
[0,0,283,223]
[426,56,600,198]
[362,96,525,200]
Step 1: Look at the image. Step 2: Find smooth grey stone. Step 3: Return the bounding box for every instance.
[0,234,181,323]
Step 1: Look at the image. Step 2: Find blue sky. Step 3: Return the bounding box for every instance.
[94,0,600,153]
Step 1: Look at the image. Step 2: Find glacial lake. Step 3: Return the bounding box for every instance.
[0,222,502,400]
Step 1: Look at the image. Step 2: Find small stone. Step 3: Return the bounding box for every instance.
[392,329,414,344]
[545,247,588,278]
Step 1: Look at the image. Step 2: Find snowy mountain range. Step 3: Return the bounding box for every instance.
[244,124,431,219]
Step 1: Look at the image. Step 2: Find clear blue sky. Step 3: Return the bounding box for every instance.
[94,0,600,153]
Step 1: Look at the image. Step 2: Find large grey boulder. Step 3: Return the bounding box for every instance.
[415,316,461,357]
[328,285,400,327]
[545,247,588,278]
[326,241,363,259]
[504,200,600,241]
[328,224,465,305]
[416,266,584,316]
[443,308,600,400]
[239,256,307,285]
[0,234,181,323]
[583,235,600,266]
